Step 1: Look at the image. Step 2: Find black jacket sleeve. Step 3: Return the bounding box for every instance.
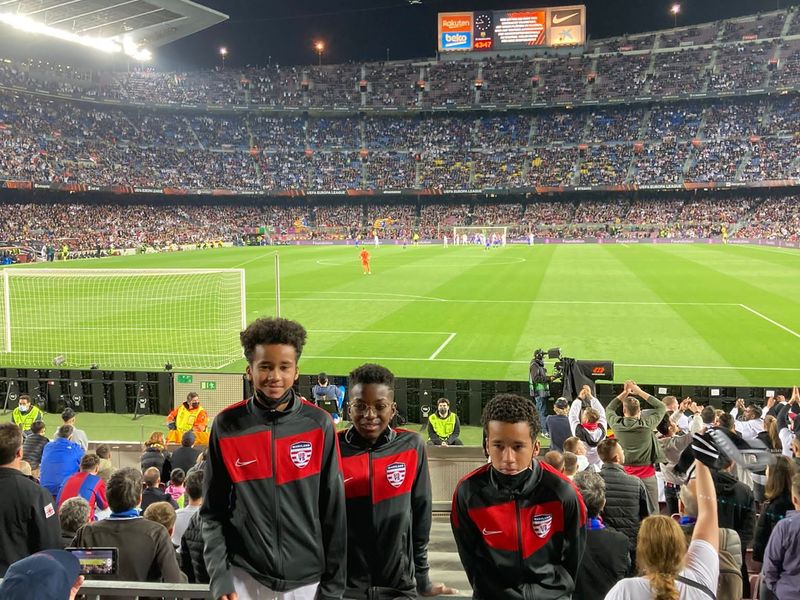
[411,441,433,593]
[316,418,347,600]
[200,422,237,599]
[450,482,482,589]
[739,489,756,550]
[561,487,587,583]
[29,489,61,553]
[753,506,770,563]
[179,535,196,583]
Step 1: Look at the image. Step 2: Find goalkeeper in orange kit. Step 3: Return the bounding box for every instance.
[360,248,372,274]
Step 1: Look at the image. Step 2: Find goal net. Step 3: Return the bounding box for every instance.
[452,226,507,245]
[1,269,245,370]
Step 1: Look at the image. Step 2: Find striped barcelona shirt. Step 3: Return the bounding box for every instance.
[57,472,108,520]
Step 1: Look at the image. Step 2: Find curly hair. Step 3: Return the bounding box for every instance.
[240,317,307,363]
[481,393,540,440]
[349,363,394,387]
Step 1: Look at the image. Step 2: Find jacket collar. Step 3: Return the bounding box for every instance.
[249,388,301,422]
[343,425,395,449]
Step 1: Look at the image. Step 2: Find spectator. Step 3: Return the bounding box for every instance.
[657,413,696,516]
[180,510,209,584]
[312,372,343,420]
[730,397,765,441]
[94,444,113,482]
[570,387,607,468]
[713,459,756,563]
[573,470,630,600]
[144,501,177,539]
[451,393,586,599]
[56,453,108,521]
[164,467,186,505]
[427,398,463,446]
[140,431,172,483]
[39,425,85,499]
[10,393,43,436]
[761,471,800,600]
[74,466,186,595]
[201,317,346,600]
[597,437,654,568]
[563,451,579,479]
[0,549,84,600]
[753,455,797,562]
[546,397,572,452]
[605,380,667,510]
[563,436,592,472]
[141,466,178,511]
[166,392,209,445]
[605,460,719,599]
[0,422,61,575]
[679,475,743,600]
[169,431,201,475]
[22,420,49,474]
[542,449,565,472]
[338,363,454,598]
[59,496,91,548]
[60,408,88,451]
[172,470,203,547]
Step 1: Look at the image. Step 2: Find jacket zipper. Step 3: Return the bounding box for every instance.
[272,421,283,575]
[515,497,529,598]
[368,447,376,586]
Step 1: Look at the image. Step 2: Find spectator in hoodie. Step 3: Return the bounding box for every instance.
[140,431,172,483]
[39,425,84,498]
[546,397,571,452]
[761,473,800,600]
[164,468,186,506]
[169,431,201,475]
[713,459,756,556]
[573,407,605,468]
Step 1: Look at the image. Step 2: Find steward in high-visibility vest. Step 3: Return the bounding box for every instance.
[166,392,209,445]
[11,394,43,435]
[426,398,463,446]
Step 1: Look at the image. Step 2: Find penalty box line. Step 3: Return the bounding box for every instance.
[308,329,457,361]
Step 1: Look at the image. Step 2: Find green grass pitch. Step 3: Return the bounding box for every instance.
[4,242,800,387]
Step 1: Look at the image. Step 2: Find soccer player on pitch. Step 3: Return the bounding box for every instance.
[360,248,371,275]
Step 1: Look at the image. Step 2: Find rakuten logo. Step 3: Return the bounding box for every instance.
[441,17,471,31]
[441,32,471,49]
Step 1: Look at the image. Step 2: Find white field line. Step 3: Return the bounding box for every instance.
[233,251,279,268]
[285,297,741,306]
[429,333,457,360]
[739,304,800,340]
[309,329,453,335]
[300,354,800,371]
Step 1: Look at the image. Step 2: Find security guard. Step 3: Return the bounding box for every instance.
[426,398,463,446]
[10,394,43,436]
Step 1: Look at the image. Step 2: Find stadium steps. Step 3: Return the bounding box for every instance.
[428,517,473,597]
[782,10,796,36]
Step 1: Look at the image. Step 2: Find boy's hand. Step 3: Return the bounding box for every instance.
[422,583,459,596]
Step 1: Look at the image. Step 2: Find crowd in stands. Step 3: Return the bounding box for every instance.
[1,195,798,254]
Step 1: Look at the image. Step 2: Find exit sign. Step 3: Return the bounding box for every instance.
[201,381,217,390]
[176,375,193,384]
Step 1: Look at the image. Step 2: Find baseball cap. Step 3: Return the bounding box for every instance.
[554,397,569,410]
[0,549,81,599]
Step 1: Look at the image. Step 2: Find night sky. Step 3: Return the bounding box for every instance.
[154,0,783,69]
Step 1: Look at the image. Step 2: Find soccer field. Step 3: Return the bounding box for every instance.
[3,242,800,387]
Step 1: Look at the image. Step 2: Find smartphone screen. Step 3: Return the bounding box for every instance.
[65,548,118,575]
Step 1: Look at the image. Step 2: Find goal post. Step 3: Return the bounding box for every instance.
[452,226,508,246]
[0,268,246,370]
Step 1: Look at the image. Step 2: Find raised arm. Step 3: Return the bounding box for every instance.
[690,460,719,552]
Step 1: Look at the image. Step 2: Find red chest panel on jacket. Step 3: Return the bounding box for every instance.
[341,448,418,503]
[220,430,274,483]
[275,428,324,484]
[468,499,565,558]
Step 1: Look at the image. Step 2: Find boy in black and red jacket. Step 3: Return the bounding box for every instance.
[451,393,587,600]
[339,363,456,600]
[201,318,346,600]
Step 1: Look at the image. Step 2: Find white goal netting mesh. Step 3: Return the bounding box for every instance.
[1,269,245,370]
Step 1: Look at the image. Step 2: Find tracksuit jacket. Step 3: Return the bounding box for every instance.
[451,460,587,600]
[338,426,432,599]
[201,390,346,600]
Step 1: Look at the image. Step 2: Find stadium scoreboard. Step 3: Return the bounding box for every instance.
[438,5,585,52]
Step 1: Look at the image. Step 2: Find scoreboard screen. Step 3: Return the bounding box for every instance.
[438,5,585,52]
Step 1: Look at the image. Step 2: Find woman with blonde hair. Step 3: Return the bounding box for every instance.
[140,431,172,482]
[605,459,719,599]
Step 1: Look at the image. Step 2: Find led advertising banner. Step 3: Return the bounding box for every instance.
[438,5,586,52]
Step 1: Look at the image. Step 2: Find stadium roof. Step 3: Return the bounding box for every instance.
[0,0,227,51]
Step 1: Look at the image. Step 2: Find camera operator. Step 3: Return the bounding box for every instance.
[529,350,552,435]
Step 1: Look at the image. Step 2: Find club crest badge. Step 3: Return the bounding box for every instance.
[290,441,313,468]
[532,513,553,538]
[386,462,406,488]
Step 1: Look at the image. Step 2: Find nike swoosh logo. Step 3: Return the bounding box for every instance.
[552,11,579,25]
[235,459,257,467]
[482,528,503,536]
[343,477,354,483]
